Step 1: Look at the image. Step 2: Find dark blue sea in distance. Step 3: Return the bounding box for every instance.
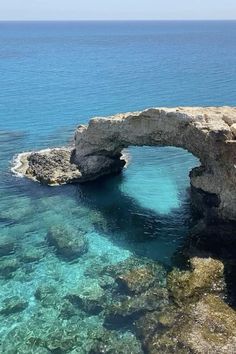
[0,21,236,352]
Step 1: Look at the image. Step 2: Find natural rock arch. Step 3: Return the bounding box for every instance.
[74,107,236,221]
[14,107,236,221]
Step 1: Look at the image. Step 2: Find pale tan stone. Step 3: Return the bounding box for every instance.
[13,107,236,221]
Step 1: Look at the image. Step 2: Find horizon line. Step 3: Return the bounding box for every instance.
[1,19,236,22]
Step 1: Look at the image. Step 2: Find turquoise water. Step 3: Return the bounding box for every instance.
[0,21,236,352]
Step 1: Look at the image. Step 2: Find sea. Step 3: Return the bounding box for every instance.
[0,21,236,353]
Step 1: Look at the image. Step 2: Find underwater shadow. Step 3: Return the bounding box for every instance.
[76,172,193,264]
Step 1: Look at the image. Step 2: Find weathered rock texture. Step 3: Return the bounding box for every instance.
[74,107,236,221]
[13,107,236,221]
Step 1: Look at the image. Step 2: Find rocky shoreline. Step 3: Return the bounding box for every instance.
[12,147,126,186]
[8,107,236,352]
[1,220,236,353]
[13,106,236,222]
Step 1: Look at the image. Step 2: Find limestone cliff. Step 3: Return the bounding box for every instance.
[13,107,236,221]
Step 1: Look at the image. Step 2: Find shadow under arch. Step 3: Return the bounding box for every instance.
[76,146,199,266]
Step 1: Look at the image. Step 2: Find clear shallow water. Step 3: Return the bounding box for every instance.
[0,21,236,352]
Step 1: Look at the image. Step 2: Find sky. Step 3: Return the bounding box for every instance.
[0,0,236,21]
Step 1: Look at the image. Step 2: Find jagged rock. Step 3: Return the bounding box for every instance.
[103,256,144,278]
[14,107,236,221]
[104,287,168,328]
[231,123,236,137]
[104,256,166,287]
[134,306,184,352]
[136,256,235,354]
[20,148,82,185]
[146,294,236,354]
[0,296,28,316]
[0,236,15,256]
[46,224,88,260]
[115,265,160,294]
[134,310,165,341]
[167,257,225,305]
[0,256,20,278]
[66,282,105,315]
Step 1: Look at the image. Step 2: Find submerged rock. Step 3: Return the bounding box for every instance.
[0,256,20,278]
[134,309,172,342]
[15,346,50,354]
[26,325,83,352]
[20,246,46,263]
[16,318,104,353]
[88,330,144,354]
[115,265,160,294]
[58,299,82,320]
[104,256,166,287]
[104,286,168,328]
[0,197,32,223]
[100,256,169,329]
[66,282,105,315]
[46,224,88,260]
[35,284,58,307]
[167,257,225,305]
[0,236,15,256]
[0,296,28,316]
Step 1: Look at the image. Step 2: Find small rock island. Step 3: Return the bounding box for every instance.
[13,107,236,221]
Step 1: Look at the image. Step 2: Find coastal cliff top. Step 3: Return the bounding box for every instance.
[86,106,236,128]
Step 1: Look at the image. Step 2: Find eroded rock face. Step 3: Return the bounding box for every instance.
[144,294,236,354]
[134,257,236,354]
[13,107,236,221]
[16,148,82,185]
[167,257,225,305]
[74,107,236,221]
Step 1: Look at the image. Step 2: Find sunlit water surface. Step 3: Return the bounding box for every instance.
[0,21,236,352]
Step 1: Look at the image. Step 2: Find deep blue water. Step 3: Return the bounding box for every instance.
[0,21,236,352]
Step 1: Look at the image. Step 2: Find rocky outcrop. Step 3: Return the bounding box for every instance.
[13,148,82,185]
[143,294,236,354]
[134,257,236,354]
[167,257,225,306]
[13,107,236,221]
